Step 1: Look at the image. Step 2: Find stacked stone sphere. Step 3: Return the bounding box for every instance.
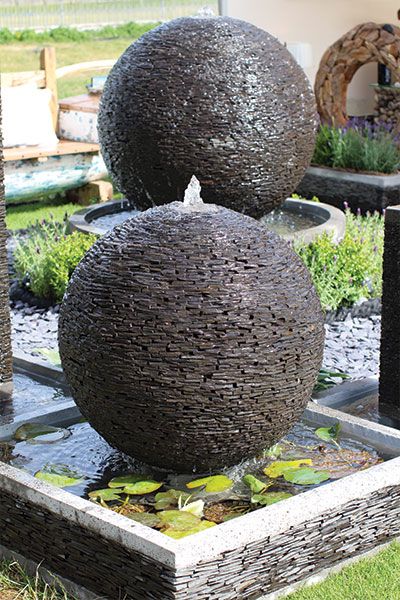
[98,16,318,218]
[59,17,324,473]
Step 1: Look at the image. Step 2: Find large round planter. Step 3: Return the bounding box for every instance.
[68,198,346,244]
[296,166,400,214]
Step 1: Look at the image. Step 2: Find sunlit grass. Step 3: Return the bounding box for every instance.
[0,560,74,600]
[6,198,82,231]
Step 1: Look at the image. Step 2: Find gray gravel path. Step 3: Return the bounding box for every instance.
[10,304,381,379]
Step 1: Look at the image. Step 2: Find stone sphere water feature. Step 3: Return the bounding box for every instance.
[59,179,325,472]
[98,16,317,218]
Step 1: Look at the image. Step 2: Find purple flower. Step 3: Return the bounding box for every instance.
[343,201,349,210]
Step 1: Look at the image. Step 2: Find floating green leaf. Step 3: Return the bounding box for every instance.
[108,474,153,488]
[34,464,84,488]
[251,492,292,506]
[283,467,330,486]
[315,423,341,443]
[33,348,61,367]
[186,475,233,493]
[314,369,350,392]
[14,423,68,443]
[159,510,201,531]
[123,480,163,495]
[126,512,161,528]
[264,459,312,479]
[88,488,122,502]
[163,520,216,539]
[155,489,191,510]
[242,474,270,494]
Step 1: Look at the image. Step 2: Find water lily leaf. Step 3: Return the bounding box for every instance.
[264,444,283,459]
[251,491,292,506]
[315,423,341,443]
[180,499,204,518]
[264,459,312,478]
[163,520,216,538]
[108,474,152,488]
[123,480,163,495]
[89,488,122,502]
[158,510,201,531]
[35,464,84,488]
[125,512,161,528]
[14,423,68,443]
[242,474,270,494]
[186,475,233,493]
[283,467,330,485]
[33,348,61,367]
[155,489,191,510]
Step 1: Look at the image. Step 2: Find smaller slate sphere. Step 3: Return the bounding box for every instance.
[98,17,317,218]
[58,197,325,473]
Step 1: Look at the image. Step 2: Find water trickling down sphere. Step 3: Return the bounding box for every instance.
[59,179,325,472]
[98,17,318,218]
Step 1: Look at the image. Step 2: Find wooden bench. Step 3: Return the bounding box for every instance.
[1,47,116,203]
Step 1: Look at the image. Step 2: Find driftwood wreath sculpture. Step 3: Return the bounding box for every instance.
[315,22,400,126]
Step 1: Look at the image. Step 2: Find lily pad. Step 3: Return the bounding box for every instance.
[186,475,233,493]
[33,348,61,367]
[163,520,216,539]
[155,489,191,510]
[108,474,152,488]
[89,488,122,502]
[242,474,270,494]
[315,423,341,443]
[158,510,201,531]
[264,459,312,479]
[126,512,162,528]
[123,480,163,495]
[34,464,84,488]
[251,492,292,506]
[14,423,68,443]
[283,467,330,485]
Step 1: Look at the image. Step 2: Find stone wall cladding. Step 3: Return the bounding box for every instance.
[379,207,400,418]
[1,484,400,599]
[296,166,400,214]
[0,97,13,383]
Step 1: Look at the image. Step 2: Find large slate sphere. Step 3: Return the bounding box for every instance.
[59,200,325,472]
[98,17,317,218]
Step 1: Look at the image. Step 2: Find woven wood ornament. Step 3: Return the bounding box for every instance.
[315,22,400,126]
[98,16,317,219]
[59,185,325,472]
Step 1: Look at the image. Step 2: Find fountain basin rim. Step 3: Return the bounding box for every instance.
[68,198,346,244]
[1,400,400,571]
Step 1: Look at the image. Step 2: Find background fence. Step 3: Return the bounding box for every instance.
[0,0,220,31]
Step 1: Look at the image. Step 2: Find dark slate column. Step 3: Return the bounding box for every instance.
[379,205,400,419]
[0,97,13,384]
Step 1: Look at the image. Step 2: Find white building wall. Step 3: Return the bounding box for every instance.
[223,0,400,115]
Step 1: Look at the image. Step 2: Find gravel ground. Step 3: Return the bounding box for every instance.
[10,303,381,378]
[323,315,380,378]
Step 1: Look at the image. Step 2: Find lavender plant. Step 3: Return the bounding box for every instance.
[313,119,400,174]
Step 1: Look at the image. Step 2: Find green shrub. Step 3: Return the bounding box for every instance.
[0,28,14,43]
[313,121,400,174]
[294,209,384,311]
[14,221,96,303]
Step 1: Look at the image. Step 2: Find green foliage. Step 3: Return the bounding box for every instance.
[294,209,384,311]
[14,218,96,303]
[313,123,400,174]
[0,22,158,44]
[6,198,82,231]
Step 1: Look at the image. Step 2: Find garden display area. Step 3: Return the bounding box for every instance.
[4,14,400,600]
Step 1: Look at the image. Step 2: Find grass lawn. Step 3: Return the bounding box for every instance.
[2,39,134,97]
[6,198,83,231]
[1,542,400,599]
